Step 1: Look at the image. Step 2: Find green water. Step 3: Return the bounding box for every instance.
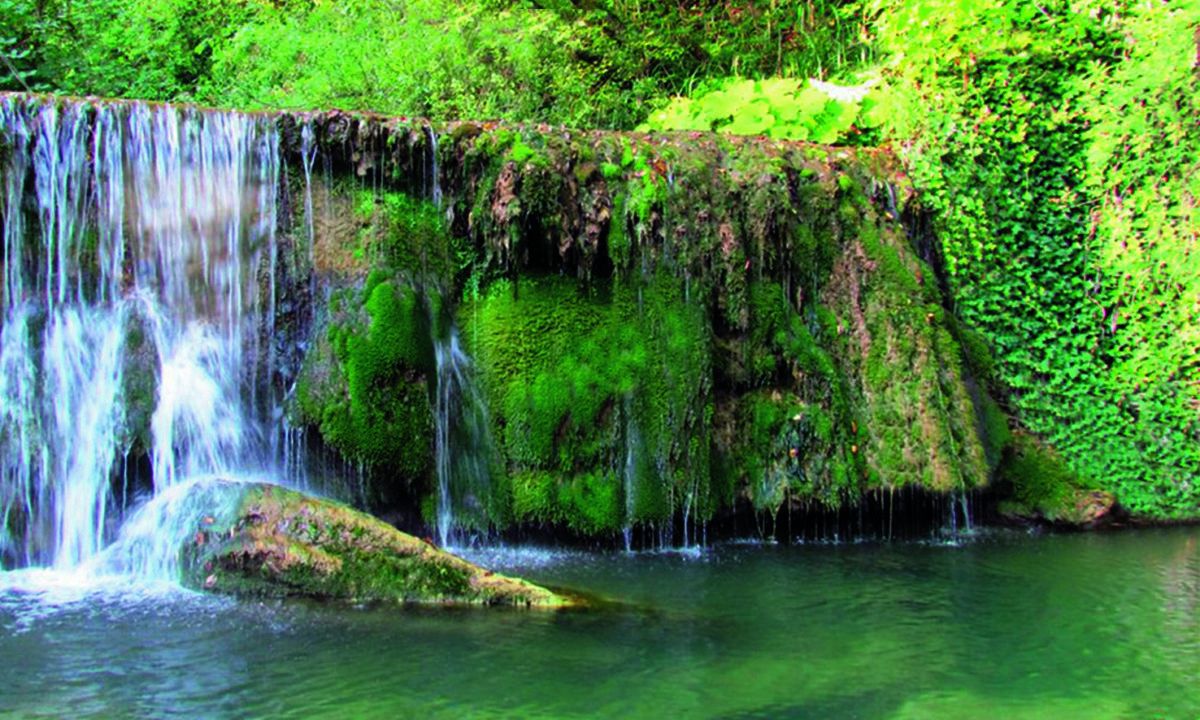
[2,527,1198,718]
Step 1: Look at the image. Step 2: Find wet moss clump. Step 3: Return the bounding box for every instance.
[295,279,434,481]
[293,190,458,501]
[462,274,713,534]
[997,433,1114,526]
[834,207,988,494]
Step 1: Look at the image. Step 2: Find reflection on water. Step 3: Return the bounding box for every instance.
[2,527,1199,719]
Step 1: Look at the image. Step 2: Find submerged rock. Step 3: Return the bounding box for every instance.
[181,481,572,608]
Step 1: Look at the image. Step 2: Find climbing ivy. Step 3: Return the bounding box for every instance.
[874,0,1200,517]
[1076,0,1200,515]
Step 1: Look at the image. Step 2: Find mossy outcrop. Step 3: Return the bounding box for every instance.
[0,95,1008,540]
[996,433,1117,528]
[276,107,994,538]
[181,481,572,607]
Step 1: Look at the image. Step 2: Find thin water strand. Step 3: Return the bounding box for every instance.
[433,325,494,547]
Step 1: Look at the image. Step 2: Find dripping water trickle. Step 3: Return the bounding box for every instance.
[432,323,494,548]
[622,395,641,553]
[428,126,443,210]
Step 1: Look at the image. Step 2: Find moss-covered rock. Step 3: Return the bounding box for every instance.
[181,480,573,607]
[273,108,998,537]
[293,279,435,496]
[291,190,457,504]
[461,274,713,533]
[265,104,1002,536]
[996,432,1116,527]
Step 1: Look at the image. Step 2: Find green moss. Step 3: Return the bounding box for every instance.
[825,209,988,494]
[629,170,667,225]
[726,390,857,511]
[119,315,158,455]
[462,274,713,532]
[998,432,1094,521]
[510,470,623,535]
[292,196,456,494]
[294,279,436,497]
[719,282,862,508]
[353,189,377,220]
[944,312,998,387]
[508,140,535,165]
[607,190,629,271]
[183,482,570,606]
[978,393,1012,472]
[292,186,474,497]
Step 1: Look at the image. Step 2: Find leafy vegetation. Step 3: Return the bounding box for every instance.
[1,0,870,128]
[639,76,896,143]
[1078,0,1200,516]
[867,0,1200,518]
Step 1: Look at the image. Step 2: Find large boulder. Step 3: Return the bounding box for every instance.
[180,481,572,608]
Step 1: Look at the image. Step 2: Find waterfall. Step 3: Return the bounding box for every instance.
[958,489,973,535]
[432,325,493,548]
[0,96,279,572]
[943,488,974,542]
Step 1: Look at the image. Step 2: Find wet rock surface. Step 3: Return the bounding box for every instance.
[182,481,573,608]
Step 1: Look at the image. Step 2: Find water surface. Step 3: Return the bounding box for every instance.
[2,527,1197,718]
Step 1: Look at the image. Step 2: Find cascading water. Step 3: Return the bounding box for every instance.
[0,96,280,575]
[432,325,494,548]
[622,395,640,552]
[274,119,321,493]
[427,127,443,211]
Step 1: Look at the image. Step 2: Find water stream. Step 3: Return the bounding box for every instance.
[432,325,494,547]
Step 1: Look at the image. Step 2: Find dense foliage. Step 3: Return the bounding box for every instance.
[638,76,894,143]
[871,0,1200,517]
[0,0,869,127]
